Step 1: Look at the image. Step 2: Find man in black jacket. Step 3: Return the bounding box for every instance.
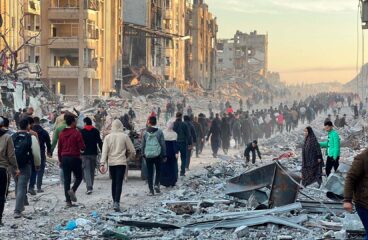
[29,117,52,193]
[207,114,222,158]
[80,117,102,194]
[244,140,261,164]
[173,112,191,176]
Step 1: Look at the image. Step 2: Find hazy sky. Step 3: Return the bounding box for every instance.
[206,0,359,84]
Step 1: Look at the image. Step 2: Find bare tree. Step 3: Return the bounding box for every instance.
[0,0,51,81]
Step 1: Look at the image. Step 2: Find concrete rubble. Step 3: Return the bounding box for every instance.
[1,90,367,240]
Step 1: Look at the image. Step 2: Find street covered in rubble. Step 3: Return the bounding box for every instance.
[0,92,367,240]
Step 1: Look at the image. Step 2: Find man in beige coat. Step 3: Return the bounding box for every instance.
[100,120,135,212]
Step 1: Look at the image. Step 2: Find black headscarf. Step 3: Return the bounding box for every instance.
[303,126,322,168]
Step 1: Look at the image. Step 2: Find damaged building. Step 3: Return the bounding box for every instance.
[40,0,122,99]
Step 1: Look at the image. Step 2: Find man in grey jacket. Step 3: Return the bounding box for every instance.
[0,117,19,225]
[142,116,166,196]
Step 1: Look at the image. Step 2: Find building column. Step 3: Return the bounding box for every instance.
[78,0,85,104]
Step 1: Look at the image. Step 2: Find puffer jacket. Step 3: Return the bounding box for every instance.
[319,129,340,160]
[344,149,368,209]
[100,120,135,166]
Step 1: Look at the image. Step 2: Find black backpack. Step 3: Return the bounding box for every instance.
[12,132,32,168]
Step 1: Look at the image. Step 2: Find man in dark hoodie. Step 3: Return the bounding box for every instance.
[29,117,52,194]
[0,117,19,226]
[173,112,191,176]
[142,116,166,195]
[80,117,102,194]
[58,115,85,207]
[184,115,197,170]
[207,114,222,158]
[193,116,204,158]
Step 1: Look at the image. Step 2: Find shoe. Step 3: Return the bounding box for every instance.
[0,221,3,227]
[24,198,29,206]
[13,212,22,219]
[66,201,74,208]
[154,185,161,194]
[68,190,77,202]
[180,173,185,177]
[148,190,154,196]
[28,189,36,196]
[37,189,44,193]
[113,202,120,212]
[86,190,93,195]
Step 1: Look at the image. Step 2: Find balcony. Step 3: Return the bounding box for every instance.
[24,29,40,38]
[48,66,97,79]
[25,0,41,15]
[48,8,79,20]
[49,37,79,49]
[48,66,79,78]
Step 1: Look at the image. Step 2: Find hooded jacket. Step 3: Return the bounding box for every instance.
[319,129,340,160]
[58,127,85,160]
[0,129,18,170]
[80,126,103,155]
[100,120,135,166]
[142,126,166,158]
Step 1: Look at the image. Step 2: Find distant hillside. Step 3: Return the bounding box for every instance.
[345,64,368,92]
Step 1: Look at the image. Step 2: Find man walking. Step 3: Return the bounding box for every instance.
[58,115,85,207]
[173,112,191,176]
[344,149,368,240]
[142,116,166,195]
[29,117,52,194]
[184,116,196,171]
[320,121,340,176]
[80,117,102,195]
[0,117,19,225]
[244,140,262,164]
[207,114,222,158]
[12,119,41,218]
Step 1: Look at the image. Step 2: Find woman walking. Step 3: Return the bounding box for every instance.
[302,127,323,187]
[100,120,135,212]
[160,120,179,187]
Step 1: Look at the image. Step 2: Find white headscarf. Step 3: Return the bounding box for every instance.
[163,119,177,141]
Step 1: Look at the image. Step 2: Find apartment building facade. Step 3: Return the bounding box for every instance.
[40,0,122,99]
[190,0,217,90]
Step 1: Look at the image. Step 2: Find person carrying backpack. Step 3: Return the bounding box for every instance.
[142,116,166,196]
[12,118,41,219]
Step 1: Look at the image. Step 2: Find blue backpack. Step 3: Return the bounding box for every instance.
[144,132,161,158]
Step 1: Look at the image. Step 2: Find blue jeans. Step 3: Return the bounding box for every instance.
[15,164,31,213]
[29,156,46,190]
[356,204,368,240]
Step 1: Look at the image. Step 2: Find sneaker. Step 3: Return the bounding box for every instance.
[66,201,74,208]
[86,190,93,195]
[154,185,161,194]
[68,190,77,202]
[13,212,22,219]
[148,190,154,196]
[37,189,44,193]
[113,202,120,212]
[28,189,36,196]
[180,173,185,177]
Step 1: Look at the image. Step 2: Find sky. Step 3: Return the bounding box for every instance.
[206,0,360,84]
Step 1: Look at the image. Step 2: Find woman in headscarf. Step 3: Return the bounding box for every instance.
[302,126,323,187]
[160,120,179,187]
